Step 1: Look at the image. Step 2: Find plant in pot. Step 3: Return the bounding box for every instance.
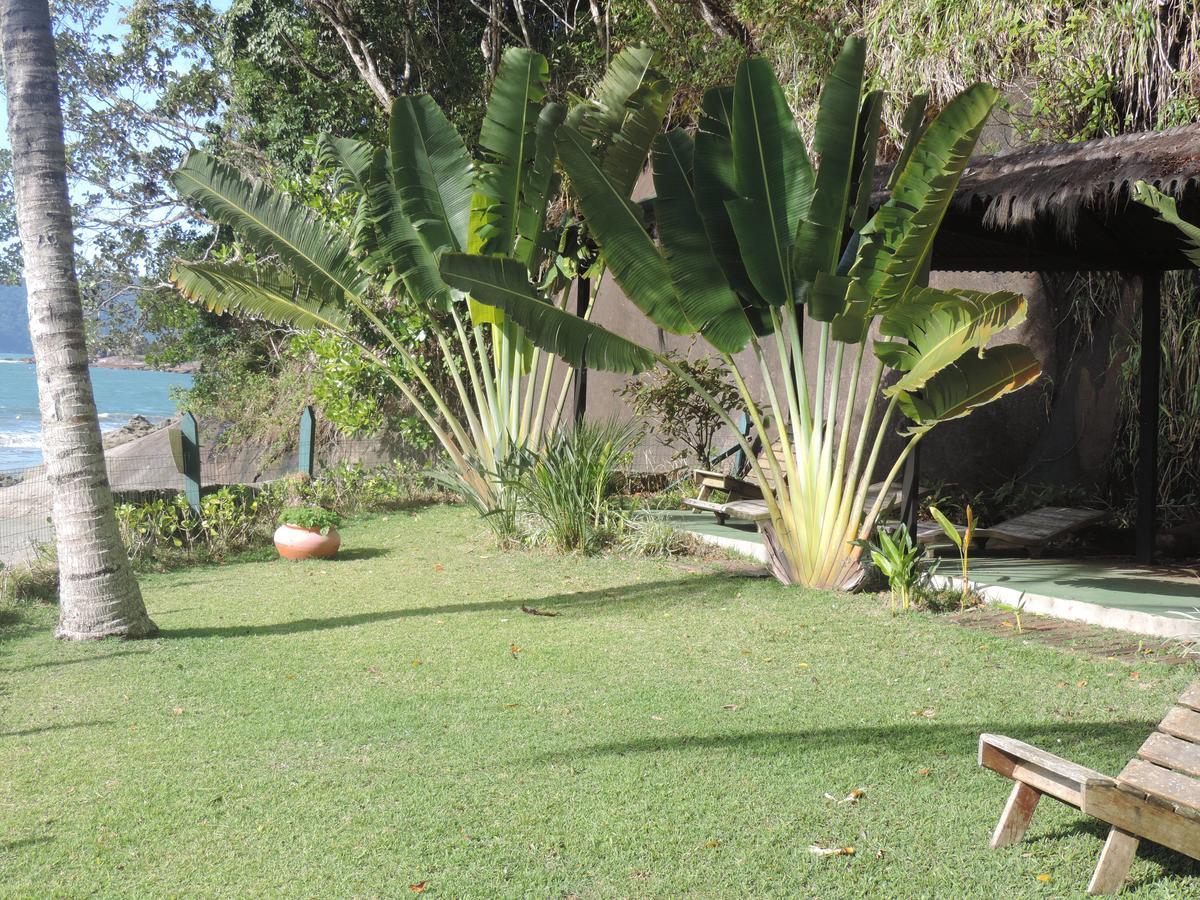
[274,506,343,560]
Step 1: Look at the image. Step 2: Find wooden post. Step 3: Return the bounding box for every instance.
[180,412,201,514]
[573,275,590,424]
[1135,271,1161,566]
[298,405,316,477]
[732,411,751,476]
[901,444,920,537]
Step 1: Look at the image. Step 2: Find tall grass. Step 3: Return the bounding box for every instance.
[513,420,640,554]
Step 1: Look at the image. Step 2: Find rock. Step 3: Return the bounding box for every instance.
[102,414,165,449]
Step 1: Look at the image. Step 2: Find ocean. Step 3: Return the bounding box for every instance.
[0,352,192,471]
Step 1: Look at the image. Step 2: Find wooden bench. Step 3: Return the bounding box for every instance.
[980,681,1200,893]
[975,506,1105,557]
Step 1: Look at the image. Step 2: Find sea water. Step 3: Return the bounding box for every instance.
[0,352,192,471]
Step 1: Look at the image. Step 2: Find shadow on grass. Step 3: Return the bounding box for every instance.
[0,835,52,852]
[0,719,114,739]
[159,574,729,640]
[2,648,149,673]
[531,720,1160,765]
[332,547,391,561]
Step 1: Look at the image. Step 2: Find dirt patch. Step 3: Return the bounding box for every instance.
[948,605,1197,665]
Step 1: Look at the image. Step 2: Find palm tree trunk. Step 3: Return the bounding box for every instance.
[1,0,156,639]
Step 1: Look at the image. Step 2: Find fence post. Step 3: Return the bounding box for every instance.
[298,405,316,477]
[180,412,201,514]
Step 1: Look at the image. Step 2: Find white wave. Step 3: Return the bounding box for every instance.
[0,431,41,449]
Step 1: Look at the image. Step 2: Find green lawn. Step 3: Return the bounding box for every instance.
[1,505,1197,897]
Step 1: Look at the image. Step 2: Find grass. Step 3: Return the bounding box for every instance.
[1,505,1197,897]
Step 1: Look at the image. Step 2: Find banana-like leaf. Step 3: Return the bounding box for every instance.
[390,95,474,253]
[171,261,352,332]
[1132,180,1200,266]
[566,46,672,197]
[693,86,770,321]
[727,58,814,305]
[439,253,656,374]
[849,91,884,232]
[795,37,866,295]
[852,85,998,303]
[875,288,1027,394]
[557,123,697,335]
[473,48,553,261]
[898,343,1041,435]
[513,102,566,269]
[316,136,375,196]
[365,150,451,313]
[887,93,929,192]
[172,151,367,303]
[653,129,753,353]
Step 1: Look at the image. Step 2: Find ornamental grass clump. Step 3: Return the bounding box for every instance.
[440,37,1041,589]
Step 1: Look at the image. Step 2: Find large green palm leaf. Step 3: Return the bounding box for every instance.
[173,151,367,304]
[727,58,814,305]
[898,343,1041,435]
[439,254,655,374]
[567,46,673,198]
[875,288,1027,394]
[557,123,695,334]
[851,85,997,303]
[1132,181,1200,266]
[389,95,474,253]
[652,129,753,353]
[170,261,352,332]
[794,37,866,297]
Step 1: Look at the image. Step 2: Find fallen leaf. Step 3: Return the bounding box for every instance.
[432,564,444,573]
[411,659,422,667]
[410,881,428,893]
[366,666,380,675]
[1077,680,1088,687]
[917,768,931,777]
[705,839,721,849]
[172,707,184,715]
[1036,873,1052,883]
[1130,671,1140,679]
[521,605,560,617]
[509,644,521,657]
[912,708,936,718]
[651,715,664,721]
[809,845,854,857]
[722,704,740,711]
[504,703,520,709]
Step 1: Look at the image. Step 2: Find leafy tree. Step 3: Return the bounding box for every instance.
[441,40,1041,588]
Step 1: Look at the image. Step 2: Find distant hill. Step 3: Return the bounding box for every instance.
[0,284,30,354]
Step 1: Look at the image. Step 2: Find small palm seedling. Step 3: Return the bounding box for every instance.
[867,524,933,613]
[929,503,975,609]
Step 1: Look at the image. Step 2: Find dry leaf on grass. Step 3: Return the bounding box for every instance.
[809,845,854,857]
[521,605,560,617]
[823,789,865,804]
[409,881,428,893]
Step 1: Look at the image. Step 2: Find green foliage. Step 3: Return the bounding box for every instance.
[929,503,975,611]
[451,44,1039,588]
[0,545,59,603]
[278,506,342,531]
[619,351,743,469]
[111,463,439,571]
[512,419,641,554]
[866,524,934,613]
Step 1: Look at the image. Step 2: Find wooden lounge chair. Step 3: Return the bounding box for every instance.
[975,506,1105,557]
[980,681,1200,893]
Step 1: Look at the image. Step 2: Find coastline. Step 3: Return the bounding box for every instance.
[13,354,199,374]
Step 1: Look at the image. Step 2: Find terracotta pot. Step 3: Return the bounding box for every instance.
[274,523,341,560]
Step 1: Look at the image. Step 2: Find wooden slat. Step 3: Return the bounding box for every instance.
[1159,706,1200,743]
[1117,758,1200,813]
[975,506,1104,547]
[979,734,1110,807]
[1084,782,1200,860]
[682,498,726,514]
[722,499,770,521]
[1139,731,1200,778]
[1178,682,1200,713]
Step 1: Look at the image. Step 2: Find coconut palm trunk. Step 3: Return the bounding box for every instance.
[1,0,156,639]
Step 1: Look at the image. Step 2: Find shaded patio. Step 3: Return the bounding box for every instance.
[660,508,1200,639]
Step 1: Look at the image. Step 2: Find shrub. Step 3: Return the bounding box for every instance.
[512,419,640,554]
[620,350,741,470]
[617,511,698,557]
[0,544,59,603]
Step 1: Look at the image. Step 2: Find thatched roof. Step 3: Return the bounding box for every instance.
[877,124,1200,272]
